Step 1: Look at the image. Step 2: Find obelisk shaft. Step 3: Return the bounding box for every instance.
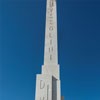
[35,0,62,100]
[44,0,58,65]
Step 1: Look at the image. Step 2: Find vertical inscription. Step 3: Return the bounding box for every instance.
[39,80,50,100]
[40,80,45,100]
[48,0,55,62]
[48,0,54,32]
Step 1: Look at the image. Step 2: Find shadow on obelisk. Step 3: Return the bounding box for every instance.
[52,76,64,100]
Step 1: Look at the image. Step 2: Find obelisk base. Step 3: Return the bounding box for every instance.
[35,74,61,100]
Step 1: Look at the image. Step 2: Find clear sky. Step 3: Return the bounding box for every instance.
[0,0,100,100]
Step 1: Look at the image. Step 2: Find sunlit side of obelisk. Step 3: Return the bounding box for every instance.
[35,0,63,100]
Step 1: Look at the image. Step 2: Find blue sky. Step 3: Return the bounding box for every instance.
[0,0,100,100]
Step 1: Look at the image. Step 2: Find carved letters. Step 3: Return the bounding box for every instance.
[49,26,53,31]
[48,0,55,60]
[49,33,52,38]
[40,80,50,100]
[49,0,54,7]
[48,0,54,32]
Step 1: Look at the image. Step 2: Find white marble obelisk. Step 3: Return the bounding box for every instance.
[35,0,63,100]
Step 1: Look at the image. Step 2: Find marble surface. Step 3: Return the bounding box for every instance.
[35,0,62,100]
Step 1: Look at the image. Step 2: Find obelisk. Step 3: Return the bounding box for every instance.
[35,0,63,100]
